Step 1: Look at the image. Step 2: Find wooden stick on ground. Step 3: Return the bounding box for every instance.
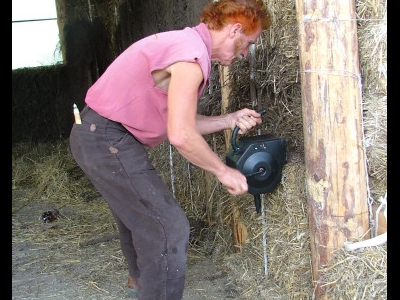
[79,232,119,247]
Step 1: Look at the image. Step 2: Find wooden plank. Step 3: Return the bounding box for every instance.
[295,0,370,298]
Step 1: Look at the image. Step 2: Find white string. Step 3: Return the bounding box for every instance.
[169,143,175,197]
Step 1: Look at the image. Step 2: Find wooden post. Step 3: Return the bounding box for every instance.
[55,0,67,63]
[219,65,232,149]
[295,0,370,298]
[219,65,248,252]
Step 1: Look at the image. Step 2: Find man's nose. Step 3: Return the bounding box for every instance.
[242,48,249,58]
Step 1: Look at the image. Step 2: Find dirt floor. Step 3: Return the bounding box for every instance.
[12,189,234,300]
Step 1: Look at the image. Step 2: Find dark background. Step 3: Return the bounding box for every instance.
[12,0,209,145]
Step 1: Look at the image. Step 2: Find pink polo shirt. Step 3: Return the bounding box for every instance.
[85,23,212,148]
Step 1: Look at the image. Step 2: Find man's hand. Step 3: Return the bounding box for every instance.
[229,108,263,134]
[216,166,248,195]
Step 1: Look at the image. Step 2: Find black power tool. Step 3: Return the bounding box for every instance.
[225,109,287,215]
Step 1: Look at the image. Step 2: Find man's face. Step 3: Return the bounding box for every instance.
[219,25,263,66]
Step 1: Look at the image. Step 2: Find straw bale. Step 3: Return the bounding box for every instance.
[356,0,387,202]
[220,153,314,299]
[228,0,303,156]
[317,246,387,299]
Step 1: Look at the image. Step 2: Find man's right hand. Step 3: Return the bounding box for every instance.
[217,167,248,195]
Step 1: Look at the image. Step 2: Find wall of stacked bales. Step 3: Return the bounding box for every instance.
[12,0,386,298]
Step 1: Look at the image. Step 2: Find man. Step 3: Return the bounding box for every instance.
[69,0,272,299]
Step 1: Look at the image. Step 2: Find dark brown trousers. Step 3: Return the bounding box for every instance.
[69,106,190,300]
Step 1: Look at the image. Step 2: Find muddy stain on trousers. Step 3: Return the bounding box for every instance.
[69,106,190,300]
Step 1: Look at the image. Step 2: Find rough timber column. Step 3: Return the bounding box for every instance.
[219,65,248,253]
[55,0,67,63]
[294,0,370,298]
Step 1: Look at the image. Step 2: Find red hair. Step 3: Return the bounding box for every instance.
[200,0,272,35]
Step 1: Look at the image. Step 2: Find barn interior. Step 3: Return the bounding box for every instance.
[12,0,387,299]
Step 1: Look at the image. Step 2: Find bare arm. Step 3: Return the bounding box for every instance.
[166,62,261,195]
[195,108,263,135]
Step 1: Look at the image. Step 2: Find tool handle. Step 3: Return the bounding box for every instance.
[231,109,266,154]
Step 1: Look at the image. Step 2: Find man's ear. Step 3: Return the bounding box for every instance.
[230,23,243,38]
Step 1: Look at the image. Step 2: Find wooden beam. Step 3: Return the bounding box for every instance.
[219,65,232,150]
[55,0,67,63]
[219,65,248,252]
[295,0,370,298]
